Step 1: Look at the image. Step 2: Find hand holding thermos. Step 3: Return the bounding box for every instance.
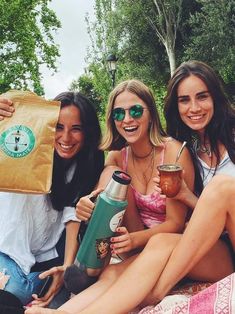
[64,170,131,294]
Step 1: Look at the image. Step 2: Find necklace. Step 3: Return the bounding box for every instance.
[131,147,153,159]
[192,137,212,158]
[132,147,155,185]
[198,144,212,158]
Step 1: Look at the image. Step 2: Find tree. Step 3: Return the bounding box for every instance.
[79,0,197,115]
[85,0,199,85]
[184,0,235,83]
[145,0,183,75]
[0,0,61,95]
[74,0,235,117]
[70,66,109,117]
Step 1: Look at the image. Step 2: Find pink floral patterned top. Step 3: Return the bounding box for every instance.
[122,146,166,228]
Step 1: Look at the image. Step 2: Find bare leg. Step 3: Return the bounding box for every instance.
[25,256,136,314]
[187,238,233,281]
[148,175,235,301]
[25,308,67,314]
[79,233,179,314]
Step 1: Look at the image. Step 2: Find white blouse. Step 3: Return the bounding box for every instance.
[199,152,235,187]
[0,192,78,275]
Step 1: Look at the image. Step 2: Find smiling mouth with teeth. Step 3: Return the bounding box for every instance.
[124,126,138,132]
[188,115,205,120]
[60,143,73,149]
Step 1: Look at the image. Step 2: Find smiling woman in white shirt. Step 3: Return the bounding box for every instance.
[0,92,104,307]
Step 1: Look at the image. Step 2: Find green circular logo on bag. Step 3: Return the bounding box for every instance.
[0,125,35,158]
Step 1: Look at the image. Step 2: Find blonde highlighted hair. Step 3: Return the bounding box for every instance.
[100,79,166,151]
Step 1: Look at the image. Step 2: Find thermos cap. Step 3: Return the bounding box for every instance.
[112,171,131,185]
[105,170,131,201]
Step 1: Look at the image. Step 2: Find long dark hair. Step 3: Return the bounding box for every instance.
[49,92,104,211]
[164,60,235,195]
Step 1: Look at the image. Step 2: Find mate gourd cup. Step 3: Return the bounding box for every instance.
[157,164,182,198]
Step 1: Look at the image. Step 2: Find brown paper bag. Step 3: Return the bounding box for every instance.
[0,90,60,194]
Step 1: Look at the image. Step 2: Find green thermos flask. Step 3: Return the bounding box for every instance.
[76,170,131,269]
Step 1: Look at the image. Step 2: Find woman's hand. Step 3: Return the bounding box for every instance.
[110,227,134,254]
[155,168,190,202]
[75,188,103,222]
[172,176,190,201]
[170,169,191,202]
[30,265,65,307]
[0,98,14,120]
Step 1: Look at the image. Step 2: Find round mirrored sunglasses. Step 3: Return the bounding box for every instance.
[112,104,147,121]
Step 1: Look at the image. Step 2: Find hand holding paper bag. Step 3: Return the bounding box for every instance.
[0,90,60,193]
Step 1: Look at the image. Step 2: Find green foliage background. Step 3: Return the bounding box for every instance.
[70,0,235,128]
[0,0,234,124]
[0,0,61,95]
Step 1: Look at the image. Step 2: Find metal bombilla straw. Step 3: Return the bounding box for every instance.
[175,141,187,164]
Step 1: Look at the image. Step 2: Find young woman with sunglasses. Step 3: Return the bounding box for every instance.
[99,79,193,252]
[27,79,194,313]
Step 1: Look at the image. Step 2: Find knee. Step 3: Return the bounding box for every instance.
[203,175,235,200]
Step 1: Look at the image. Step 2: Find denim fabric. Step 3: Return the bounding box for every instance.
[0,252,46,305]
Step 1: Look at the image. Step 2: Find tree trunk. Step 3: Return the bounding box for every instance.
[165,44,176,76]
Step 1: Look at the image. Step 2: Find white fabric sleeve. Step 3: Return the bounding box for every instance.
[62,206,79,224]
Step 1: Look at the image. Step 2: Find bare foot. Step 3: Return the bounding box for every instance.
[24,307,69,314]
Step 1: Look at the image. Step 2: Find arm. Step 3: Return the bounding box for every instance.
[44,220,80,286]
[63,220,80,267]
[32,220,80,306]
[122,187,145,233]
[173,177,198,209]
[104,150,119,167]
[129,200,186,250]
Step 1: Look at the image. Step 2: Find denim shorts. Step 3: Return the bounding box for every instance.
[0,252,71,307]
[0,252,45,305]
[0,252,44,305]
